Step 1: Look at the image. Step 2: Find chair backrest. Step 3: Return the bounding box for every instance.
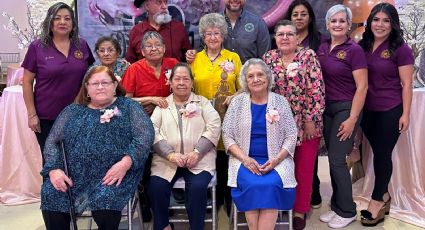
[0,53,20,74]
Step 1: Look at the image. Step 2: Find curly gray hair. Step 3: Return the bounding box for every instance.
[199,13,228,39]
[239,58,274,92]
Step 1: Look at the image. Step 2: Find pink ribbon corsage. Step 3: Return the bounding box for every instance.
[100,106,121,123]
[266,108,280,124]
[179,103,200,118]
[219,60,235,73]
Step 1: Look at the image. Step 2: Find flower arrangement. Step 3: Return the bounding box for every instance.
[100,106,121,123]
[266,108,280,124]
[398,2,425,87]
[286,62,299,77]
[2,0,73,49]
[179,102,200,118]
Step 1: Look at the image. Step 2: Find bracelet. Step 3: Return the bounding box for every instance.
[28,114,37,119]
[193,148,200,154]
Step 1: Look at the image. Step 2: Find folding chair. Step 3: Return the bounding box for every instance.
[168,173,217,230]
[230,201,293,230]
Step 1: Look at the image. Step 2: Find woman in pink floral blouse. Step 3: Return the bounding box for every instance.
[263,19,325,230]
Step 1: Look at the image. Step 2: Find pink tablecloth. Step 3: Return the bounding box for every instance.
[0,85,42,205]
[353,88,425,228]
[6,64,24,87]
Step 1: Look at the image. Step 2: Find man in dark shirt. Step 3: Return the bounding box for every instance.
[126,0,192,63]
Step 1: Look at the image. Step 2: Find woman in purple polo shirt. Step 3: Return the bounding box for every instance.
[317,5,368,229]
[22,2,95,164]
[358,3,413,226]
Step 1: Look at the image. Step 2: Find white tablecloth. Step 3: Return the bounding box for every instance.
[0,85,42,205]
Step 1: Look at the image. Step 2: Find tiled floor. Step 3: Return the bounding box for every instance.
[1,157,423,229]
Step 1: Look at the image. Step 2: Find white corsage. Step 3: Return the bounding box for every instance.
[286,62,299,77]
[266,108,280,124]
[100,106,121,123]
[179,103,200,118]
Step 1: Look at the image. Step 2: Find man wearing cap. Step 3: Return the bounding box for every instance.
[126,0,192,63]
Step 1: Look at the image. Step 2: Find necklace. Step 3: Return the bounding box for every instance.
[207,50,221,64]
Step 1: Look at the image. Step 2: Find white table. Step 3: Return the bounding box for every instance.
[0,85,42,205]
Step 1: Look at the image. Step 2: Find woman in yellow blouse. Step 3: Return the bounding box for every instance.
[189,12,242,215]
[190,13,242,102]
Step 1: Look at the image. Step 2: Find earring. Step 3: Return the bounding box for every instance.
[113,91,116,96]
[87,93,90,98]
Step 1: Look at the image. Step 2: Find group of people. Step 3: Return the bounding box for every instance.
[20,0,413,230]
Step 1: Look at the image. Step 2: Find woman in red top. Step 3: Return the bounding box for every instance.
[121,31,178,116]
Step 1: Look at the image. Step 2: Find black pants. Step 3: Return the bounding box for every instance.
[323,101,361,218]
[149,168,212,230]
[42,210,121,230]
[35,119,55,166]
[361,104,402,201]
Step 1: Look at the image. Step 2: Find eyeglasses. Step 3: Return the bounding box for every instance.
[204,32,222,38]
[143,44,163,50]
[97,48,116,54]
[87,81,114,88]
[275,32,296,39]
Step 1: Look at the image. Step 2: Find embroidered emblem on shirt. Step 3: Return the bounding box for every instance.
[336,51,346,60]
[380,49,390,59]
[45,56,54,60]
[244,23,254,32]
[74,50,84,59]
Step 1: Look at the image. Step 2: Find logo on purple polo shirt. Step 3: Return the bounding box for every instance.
[336,51,346,60]
[244,23,254,32]
[380,49,390,59]
[74,50,84,59]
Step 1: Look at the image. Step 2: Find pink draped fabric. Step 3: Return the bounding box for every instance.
[0,85,42,205]
[353,88,425,228]
[6,64,24,87]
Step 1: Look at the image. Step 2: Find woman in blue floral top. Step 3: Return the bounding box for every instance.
[263,20,325,230]
[40,66,154,229]
[94,36,130,81]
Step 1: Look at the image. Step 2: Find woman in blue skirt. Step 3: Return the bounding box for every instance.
[222,59,298,230]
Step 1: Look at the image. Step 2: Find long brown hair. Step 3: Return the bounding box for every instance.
[75,66,126,105]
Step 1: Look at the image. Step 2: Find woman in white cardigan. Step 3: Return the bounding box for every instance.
[222,59,298,230]
[149,63,221,230]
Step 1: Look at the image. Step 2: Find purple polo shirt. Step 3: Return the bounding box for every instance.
[22,38,95,120]
[364,41,414,111]
[318,38,367,102]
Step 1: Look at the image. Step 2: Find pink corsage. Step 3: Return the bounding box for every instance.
[266,108,280,124]
[100,106,121,123]
[286,62,299,77]
[164,69,172,85]
[179,103,200,118]
[219,60,235,73]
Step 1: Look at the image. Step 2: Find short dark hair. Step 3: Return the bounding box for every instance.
[75,66,126,105]
[170,62,194,81]
[95,36,122,56]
